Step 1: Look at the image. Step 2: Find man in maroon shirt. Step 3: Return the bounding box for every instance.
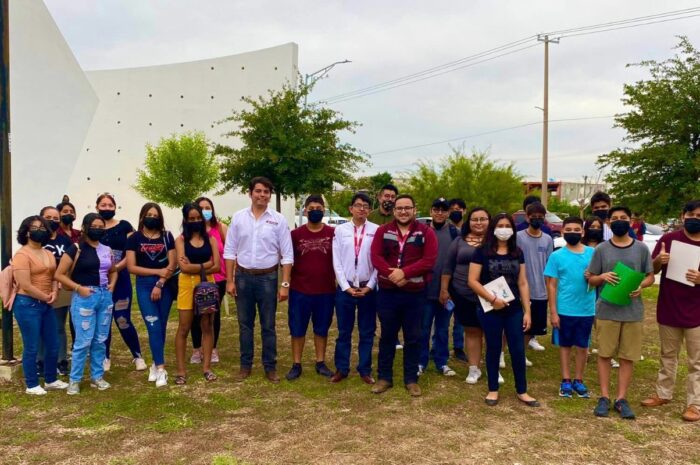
[641,200,700,421]
[286,195,336,381]
[370,194,438,396]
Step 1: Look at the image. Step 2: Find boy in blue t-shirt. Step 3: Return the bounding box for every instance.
[544,217,596,398]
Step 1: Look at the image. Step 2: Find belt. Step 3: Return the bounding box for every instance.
[347,281,369,289]
[237,265,278,275]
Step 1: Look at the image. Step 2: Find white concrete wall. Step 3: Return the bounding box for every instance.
[9,0,299,239]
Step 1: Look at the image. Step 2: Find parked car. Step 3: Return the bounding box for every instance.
[642,223,663,252]
[296,208,348,227]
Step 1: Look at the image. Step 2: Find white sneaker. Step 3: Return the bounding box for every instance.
[465,366,482,384]
[498,372,505,384]
[417,365,425,376]
[499,352,506,368]
[44,379,69,391]
[66,381,80,395]
[525,357,533,367]
[591,348,599,354]
[103,358,111,372]
[441,365,456,377]
[528,338,546,351]
[155,369,168,388]
[611,359,620,368]
[211,348,220,363]
[134,357,148,371]
[148,364,157,382]
[26,385,47,396]
[396,344,404,350]
[90,378,111,391]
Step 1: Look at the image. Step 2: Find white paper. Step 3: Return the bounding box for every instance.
[478,276,516,312]
[666,240,700,287]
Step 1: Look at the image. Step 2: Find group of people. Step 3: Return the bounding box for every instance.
[6,177,700,423]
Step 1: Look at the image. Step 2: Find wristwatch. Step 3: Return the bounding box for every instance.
[280,281,290,288]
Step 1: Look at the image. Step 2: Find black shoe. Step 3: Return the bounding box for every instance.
[594,397,611,417]
[453,348,468,363]
[286,363,302,381]
[57,361,69,376]
[614,398,636,420]
[315,362,334,378]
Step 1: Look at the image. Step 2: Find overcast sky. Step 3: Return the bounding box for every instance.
[44,0,700,182]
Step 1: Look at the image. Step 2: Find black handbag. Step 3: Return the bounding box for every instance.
[193,265,219,315]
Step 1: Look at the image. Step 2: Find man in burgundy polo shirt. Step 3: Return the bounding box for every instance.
[370,194,437,397]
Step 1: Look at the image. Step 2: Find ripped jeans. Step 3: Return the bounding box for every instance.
[69,287,113,383]
[135,276,174,366]
[105,271,142,360]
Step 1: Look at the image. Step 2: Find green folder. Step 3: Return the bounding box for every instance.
[600,261,646,306]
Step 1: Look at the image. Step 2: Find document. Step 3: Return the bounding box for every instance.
[666,240,700,287]
[478,276,515,312]
[601,261,645,306]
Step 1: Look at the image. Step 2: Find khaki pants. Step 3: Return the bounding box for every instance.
[656,324,700,407]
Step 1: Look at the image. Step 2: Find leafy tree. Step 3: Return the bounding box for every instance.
[598,37,700,221]
[547,197,581,219]
[134,132,219,208]
[216,78,367,211]
[324,171,394,214]
[404,147,523,216]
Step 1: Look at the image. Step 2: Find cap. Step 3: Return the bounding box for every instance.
[431,197,449,210]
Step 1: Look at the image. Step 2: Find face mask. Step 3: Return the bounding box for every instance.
[87,228,106,241]
[98,209,116,221]
[449,211,463,224]
[563,233,582,246]
[202,210,213,221]
[381,201,394,212]
[60,214,74,226]
[308,210,324,224]
[494,228,514,241]
[593,209,609,221]
[185,221,204,235]
[48,220,60,232]
[432,221,445,230]
[29,229,49,245]
[684,218,700,234]
[529,218,544,230]
[143,217,161,230]
[586,229,603,242]
[610,220,630,237]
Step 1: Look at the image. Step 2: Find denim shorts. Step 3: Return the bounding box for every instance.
[558,315,594,348]
[288,290,335,337]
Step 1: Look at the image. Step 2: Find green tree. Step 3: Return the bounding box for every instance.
[134,131,219,208]
[404,147,523,216]
[324,171,394,214]
[547,197,581,219]
[216,78,367,211]
[598,37,700,221]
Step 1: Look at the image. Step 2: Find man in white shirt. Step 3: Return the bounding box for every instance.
[224,176,294,383]
[330,192,379,384]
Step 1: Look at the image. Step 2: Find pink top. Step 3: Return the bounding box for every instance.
[208,223,226,282]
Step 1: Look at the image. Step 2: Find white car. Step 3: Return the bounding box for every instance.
[296,208,348,227]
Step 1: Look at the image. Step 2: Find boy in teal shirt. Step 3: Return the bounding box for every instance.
[544,217,596,398]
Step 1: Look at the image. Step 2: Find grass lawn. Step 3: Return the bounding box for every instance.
[0,285,698,465]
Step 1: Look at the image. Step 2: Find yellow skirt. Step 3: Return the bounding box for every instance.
[177,272,215,310]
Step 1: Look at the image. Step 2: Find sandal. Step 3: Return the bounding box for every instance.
[175,375,186,385]
[203,371,217,382]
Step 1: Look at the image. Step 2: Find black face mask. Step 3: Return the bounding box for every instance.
[308,210,324,224]
[432,221,445,230]
[60,214,75,226]
[586,229,603,242]
[593,209,609,221]
[29,229,49,245]
[381,201,394,212]
[529,218,544,230]
[685,218,700,234]
[87,228,106,241]
[185,221,204,235]
[143,217,161,230]
[98,209,116,221]
[563,233,582,246]
[48,220,60,232]
[449,211,463,224]
[610,220,631,237]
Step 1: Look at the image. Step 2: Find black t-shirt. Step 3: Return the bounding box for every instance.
[184,238,213,265]
[43,234,73,265]
[100,220,134,262]
[472,247,525,310]
[66,243,113,287]
[126,231,175,269]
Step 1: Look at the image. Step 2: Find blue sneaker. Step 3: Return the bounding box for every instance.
[572,379,590,398]
[614,398,636,420]
[559,380,573,398]
[594,397,610,417]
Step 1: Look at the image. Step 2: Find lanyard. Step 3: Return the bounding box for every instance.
[396,226,412,268]
[353,223,367,268]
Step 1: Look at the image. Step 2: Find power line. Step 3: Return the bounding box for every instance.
[550,7,700,35]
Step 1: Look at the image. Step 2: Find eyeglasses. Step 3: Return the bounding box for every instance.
[394,207,415,212]
[352,204,370,210]
[470,218,490,223]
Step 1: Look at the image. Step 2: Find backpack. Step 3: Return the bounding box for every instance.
[0,262,17,310]
[193,266,219,315]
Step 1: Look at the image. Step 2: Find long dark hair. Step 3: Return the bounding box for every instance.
[195,196,219,227]
[582,216,604,246]
[137,202,165,233]
[181,203,209,242]
[480,212,518,256]
[461,207,490,238]
[80,213,105,244]
[16,216,51,245]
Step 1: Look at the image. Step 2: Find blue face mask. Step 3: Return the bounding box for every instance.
[308,209,324,224]
[202,210,213,221]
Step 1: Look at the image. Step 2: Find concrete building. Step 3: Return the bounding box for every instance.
[9,0,298,240]
[523,179,607,205]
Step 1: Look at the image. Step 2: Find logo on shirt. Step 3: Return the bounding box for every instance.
[140,243,166,262]
[297,237,332,256]
[265,220,279,225]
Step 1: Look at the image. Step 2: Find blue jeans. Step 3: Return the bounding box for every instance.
[105,270,142,359]
[334,287,376,376]
[135,276,174,366]
[38,305,69,364]
[13,295,59,388]
[376,289,425,385]
[478,306,527,394]
[452,315,464,350]
[69,287,113,383]
[235,270,278,371]
[421,300,450,369]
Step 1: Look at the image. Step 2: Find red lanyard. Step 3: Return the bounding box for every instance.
[396,227,411,268]
[353,223,366,267]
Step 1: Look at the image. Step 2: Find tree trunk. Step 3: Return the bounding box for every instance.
[276,191,281,213]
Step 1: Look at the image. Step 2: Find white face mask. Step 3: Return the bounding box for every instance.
[494,228,514,241]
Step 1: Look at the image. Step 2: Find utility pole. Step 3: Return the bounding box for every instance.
[537,34,558,209]
[303,59,351,107]
[0,0,13,363]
